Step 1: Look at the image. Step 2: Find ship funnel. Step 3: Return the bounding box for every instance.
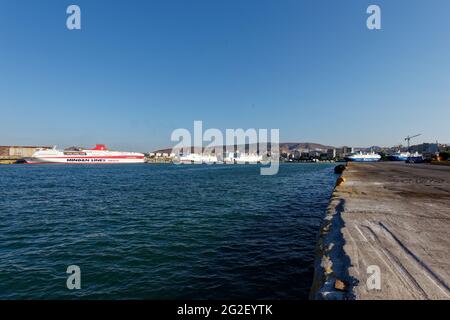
[92,144,107,150]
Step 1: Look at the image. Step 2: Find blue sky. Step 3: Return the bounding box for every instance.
[1,0,449,151]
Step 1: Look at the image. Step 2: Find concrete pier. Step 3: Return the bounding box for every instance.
[311,162,450,300]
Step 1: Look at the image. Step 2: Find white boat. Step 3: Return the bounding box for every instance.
[176,152,262,164]
[224,152,263,164]
[345,151,381,162]
[25,144,145,164]
[235,153,263,164]
[178,153,218,164]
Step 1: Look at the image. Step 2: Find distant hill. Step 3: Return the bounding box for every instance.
[152,142,335,154]
[353,146,383,152]
[278,142,335,153]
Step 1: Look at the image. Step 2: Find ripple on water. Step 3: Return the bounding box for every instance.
[0,163,336,299]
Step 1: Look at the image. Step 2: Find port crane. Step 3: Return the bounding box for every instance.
[405,134,421,151]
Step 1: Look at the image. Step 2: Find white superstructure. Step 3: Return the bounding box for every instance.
[176,152,263,164]
[224,152,263,164]
[178,153,218,164]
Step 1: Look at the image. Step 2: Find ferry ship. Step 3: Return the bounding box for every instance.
[175,152,263,164]
[177,153,218,164]
[388,151,424,162]
[405,152,425,163]
[25,144,145,164]
[388,151,410,161]
[345,151,381,162]
[224,152,263,164]
[235,153,263,164]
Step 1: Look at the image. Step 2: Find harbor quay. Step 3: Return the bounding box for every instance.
[311,162,450,299]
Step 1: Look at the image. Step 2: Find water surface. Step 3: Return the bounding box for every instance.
[0,163,336,299]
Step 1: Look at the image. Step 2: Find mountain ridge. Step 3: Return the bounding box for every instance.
[152,142,336,154]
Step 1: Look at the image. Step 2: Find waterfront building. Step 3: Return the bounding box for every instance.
[327,148,336,159]
[409,143,439,154]
[0,146,51,159]
[336,146,354,158]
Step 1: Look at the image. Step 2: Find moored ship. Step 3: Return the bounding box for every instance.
[405,152,425,163]
[388,151,424,163]
[345,151,381,162]
[25,144,145,164]
[177,153,218,164]
[388,151,410,161]
[224,152,263,164]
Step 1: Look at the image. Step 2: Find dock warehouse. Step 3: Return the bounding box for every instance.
[0,146,51,161]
